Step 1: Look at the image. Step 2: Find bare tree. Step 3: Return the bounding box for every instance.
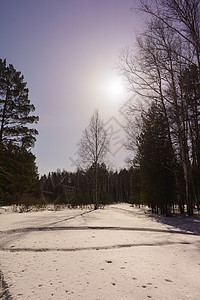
[78,110,110,209]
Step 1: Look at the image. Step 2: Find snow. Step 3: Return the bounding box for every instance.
[0,203,200,299]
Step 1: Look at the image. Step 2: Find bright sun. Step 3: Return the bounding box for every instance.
[108,77,125,97]
[97,73,126,101]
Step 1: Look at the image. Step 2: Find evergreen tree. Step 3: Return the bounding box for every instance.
[0,59,38,148]
[137,103,176,215]
[0,144,39,205]
[128,167,141,207]
[0,59,39,205]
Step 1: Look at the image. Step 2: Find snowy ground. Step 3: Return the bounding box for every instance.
[0,203,200,300]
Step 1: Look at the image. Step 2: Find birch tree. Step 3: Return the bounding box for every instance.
[78,110,110,209]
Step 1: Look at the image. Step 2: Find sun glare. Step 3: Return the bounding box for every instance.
[101,76,125,101]
[96,73,126,102]
[108,77,125,97]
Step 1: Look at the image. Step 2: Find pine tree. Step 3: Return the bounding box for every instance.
[0,59,38,148]
[0,59,39,205]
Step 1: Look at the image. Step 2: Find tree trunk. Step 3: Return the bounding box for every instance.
[94,162,98,209]
[0,88,9,146]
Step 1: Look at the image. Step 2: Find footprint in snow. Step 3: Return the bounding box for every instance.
[105,260,112,263]
[165,279,173,283]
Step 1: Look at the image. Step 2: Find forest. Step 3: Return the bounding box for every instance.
[1,0,200,216]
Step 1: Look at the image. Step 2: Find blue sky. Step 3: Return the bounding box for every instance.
[0,0,144,175]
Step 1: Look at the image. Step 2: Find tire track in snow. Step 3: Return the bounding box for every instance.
[0,241,191,253]
[1,226,198,236]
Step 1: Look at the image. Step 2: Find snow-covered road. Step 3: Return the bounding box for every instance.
[0,204,200,299]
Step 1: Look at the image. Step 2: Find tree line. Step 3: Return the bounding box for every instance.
[41,166,134,207]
